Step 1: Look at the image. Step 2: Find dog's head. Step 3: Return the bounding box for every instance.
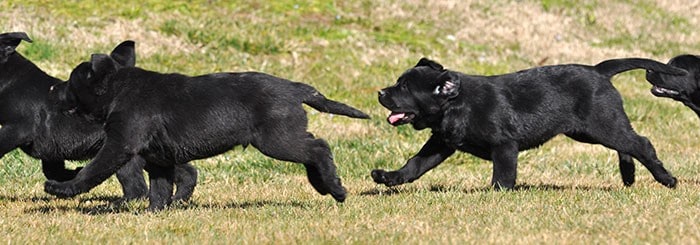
[646,55,700,113]
[378,58,460,130]
[49,40,136,117]
[0,32,32,64]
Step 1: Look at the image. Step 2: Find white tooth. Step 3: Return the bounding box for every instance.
[654,87,679,95]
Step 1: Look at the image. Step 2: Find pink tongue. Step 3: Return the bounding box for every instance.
[388,113,405,124]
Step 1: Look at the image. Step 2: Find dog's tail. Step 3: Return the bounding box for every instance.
[594,58,687,78]
[298,84,370,119]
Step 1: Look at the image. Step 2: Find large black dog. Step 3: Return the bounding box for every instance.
[372,58,684,190]
[0,32,196,202]
[44,51,370,210]
[646,54,700,117]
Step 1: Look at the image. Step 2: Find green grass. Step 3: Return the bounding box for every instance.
[2,0,700,243]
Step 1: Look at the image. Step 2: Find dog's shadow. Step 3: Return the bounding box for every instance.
[359,182,619,196]
[18,194,311,215]
[19,194,130,215]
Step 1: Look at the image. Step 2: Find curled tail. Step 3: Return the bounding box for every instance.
[298,84,370,119]
[594,58,687,78]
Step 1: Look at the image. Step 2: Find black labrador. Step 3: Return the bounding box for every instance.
[372,57,684,189]
[646,54,700,117]
[44,52,370,210]
[0,32,196,202]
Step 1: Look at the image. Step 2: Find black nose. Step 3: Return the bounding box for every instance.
[378,90,386,97]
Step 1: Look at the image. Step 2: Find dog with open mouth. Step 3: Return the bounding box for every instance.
[646,54,700,117]
[373,57,684,190]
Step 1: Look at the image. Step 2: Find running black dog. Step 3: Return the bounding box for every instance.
[372,57,684,189]
[646,54,700,117]
[0,32,196,202]
[44,52,370,210]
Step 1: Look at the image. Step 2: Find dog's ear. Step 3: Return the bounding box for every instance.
[110,40,136,67]
[68,62,95,87]
[0,32,32,63]
[433,72,460,98]
[88,54,119,95]
[415,57,444,71]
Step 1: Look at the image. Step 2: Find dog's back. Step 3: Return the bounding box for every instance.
[96,68,367,162]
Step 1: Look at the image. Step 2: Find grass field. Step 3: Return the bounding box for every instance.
[1,0,700,243]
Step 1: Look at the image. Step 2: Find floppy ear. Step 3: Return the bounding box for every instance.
[433,72,460,98]
[89,54,119,95]
[0,32,32,62]
[110,40,136,67]
[415,57,444,71]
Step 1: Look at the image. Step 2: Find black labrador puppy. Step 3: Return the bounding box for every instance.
[372,57,684,189]
[646,54,700,117]
[0,32,196,202]
[44,52,370,210]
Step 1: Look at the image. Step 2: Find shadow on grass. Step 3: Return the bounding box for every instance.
[183,199,310,210]
[19,196,311,215]
[359,182,617,196]
[26,203,134,215]
[0,194,52,202]
[19,194,131,215]
[0,193,122,203]
[681,178,700,187]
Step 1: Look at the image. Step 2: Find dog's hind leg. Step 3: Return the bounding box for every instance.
[616,135,676,188]
[144,163,175,211]
[566,133,636,186]
[574,116,676,188]
[618,153,635,186]
[253,130,347,202]
[173,163,198,202]
[371,134,456,187]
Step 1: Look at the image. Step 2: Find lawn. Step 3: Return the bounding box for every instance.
[1,0,699,243]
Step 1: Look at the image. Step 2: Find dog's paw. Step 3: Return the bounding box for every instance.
[44,180,80,198]
[328,177,347,203]
[663,177,678,189]
[331,186,347,203]
[371,169,404,187]
[146,201,170,212]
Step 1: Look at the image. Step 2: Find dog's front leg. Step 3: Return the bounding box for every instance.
[44,133,139,198]
[41,160,82,181]
[371,134,455,187]
[618,153,635,186]
[490,142,518,189]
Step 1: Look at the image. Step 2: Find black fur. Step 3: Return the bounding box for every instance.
[0,32,196,202]
[372,57,683,189]
[646,54,700,117]
[44,52,370,210]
